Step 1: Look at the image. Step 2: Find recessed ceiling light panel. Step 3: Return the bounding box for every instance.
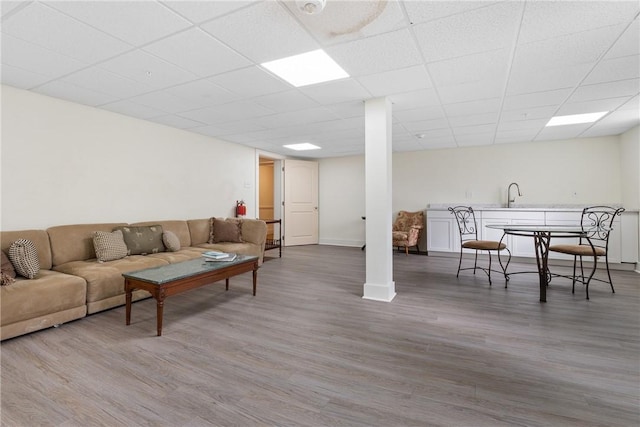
[546,112,608,127]
[261,49,349,87]
[283,143,321,151]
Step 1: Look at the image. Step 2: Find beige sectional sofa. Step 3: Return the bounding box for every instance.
[1,218,267,341]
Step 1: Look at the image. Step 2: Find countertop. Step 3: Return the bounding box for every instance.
[426,204,631,212]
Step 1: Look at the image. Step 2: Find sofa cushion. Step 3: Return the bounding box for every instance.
[115,225,165,255]
[47,223,128,266]
[1,230,53,270]
[132,220,192,248]
[93,230,128,262]
[8,239,40,279]
[1,270,86,327]
[210,218,243,243]
[162,231,181,252]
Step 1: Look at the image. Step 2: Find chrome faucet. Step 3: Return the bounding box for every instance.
[507,182,522,208]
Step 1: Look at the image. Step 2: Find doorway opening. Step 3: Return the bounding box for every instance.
[258,156,283,247]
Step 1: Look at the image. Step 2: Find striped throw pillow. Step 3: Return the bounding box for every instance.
[8,238,40,279]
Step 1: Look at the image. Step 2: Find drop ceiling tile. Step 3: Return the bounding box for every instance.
[208,66,291,98]
[356,65,432,97]
[389,88,442,110]
[455,132,495,146]
[254,107,338,129]
[101,100,168,120]
[1,1,27,17]
[443,99,501,117]
[412,1,522,62]
[500,105,558,122]
[581,125,635,138]
[495,128,540,140]
[404,1,498,25]
[437,78,505,104]
[99,50,197,89]
[503,88,572,111]
[427,49,509,87]
[200,1,318,63]
[513,25,625,71]
[61,67,154,99]
[34,80,118,106]
[452,123,495,136]
[449,113,498,128]
[1,63,51,89]
[494,133,537,144]
[179,101,274,125]
[299,79,371,105]
[590,109,640,128]
[535,123,592,141]
[147,114,206,129]
[2,2,133,63]
[161,0,258,24]
[45,1,192,46]
[506,63,591,95]
[569,78,640,103]
[402,119,450,133]
[1,34,86,78]
[393,106,445,122]
[143,28,250,77]
[165,80,239,108]
[605,19,640,59]
[618,95,640,111]
[518,1,638,44]
[284,0,406,46]
[327,101,365,119]
[557,97,633,116]
[583,55,640,85]
[326,29,422,77]
[129,91,200,114]
[498,119,548,131]
[253,90,319,113]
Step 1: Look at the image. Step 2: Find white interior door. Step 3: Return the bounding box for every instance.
[284,159,318,246]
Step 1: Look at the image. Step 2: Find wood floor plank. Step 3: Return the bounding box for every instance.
[1,245,638,426]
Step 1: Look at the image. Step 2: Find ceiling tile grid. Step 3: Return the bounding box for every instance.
[1,0,638,158]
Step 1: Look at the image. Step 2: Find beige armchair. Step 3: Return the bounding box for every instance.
[392,210,424,255]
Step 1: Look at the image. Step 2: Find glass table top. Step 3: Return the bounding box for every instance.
[122,254,257,285]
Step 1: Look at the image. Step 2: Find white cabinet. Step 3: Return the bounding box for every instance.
[426,210,457,253]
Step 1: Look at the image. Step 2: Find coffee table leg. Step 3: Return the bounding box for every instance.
[125,280,132,325]
[156,290,166,336]
[225,278,229,291]
[253,268,257,296]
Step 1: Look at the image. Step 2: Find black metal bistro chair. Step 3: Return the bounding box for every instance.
[449,206,511,286]
[548,206,624,299]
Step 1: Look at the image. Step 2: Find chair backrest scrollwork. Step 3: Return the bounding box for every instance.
[580,205,625,250]
[449,206,479,243]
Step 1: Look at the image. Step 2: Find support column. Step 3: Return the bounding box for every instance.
[363,97,395,302]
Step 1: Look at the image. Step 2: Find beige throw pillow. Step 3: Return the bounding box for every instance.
[1,251,16,286]
[162,231,181,252]
[93,230,128,262]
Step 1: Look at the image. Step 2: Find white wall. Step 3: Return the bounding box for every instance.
[1,85,257,231]
[319,155,365,246]
[620,126,640,210]
[320,134,630,248]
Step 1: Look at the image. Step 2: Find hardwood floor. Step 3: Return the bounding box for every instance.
[1,245,639,426]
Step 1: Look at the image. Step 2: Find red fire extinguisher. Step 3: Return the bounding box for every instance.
[236,200,247,217]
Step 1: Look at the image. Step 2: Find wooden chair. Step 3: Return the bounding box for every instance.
[449,206,511,286]
[548,206,624,299]
[392,210,424,255]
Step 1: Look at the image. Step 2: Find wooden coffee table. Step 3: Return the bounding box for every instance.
[123,255,259,336]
